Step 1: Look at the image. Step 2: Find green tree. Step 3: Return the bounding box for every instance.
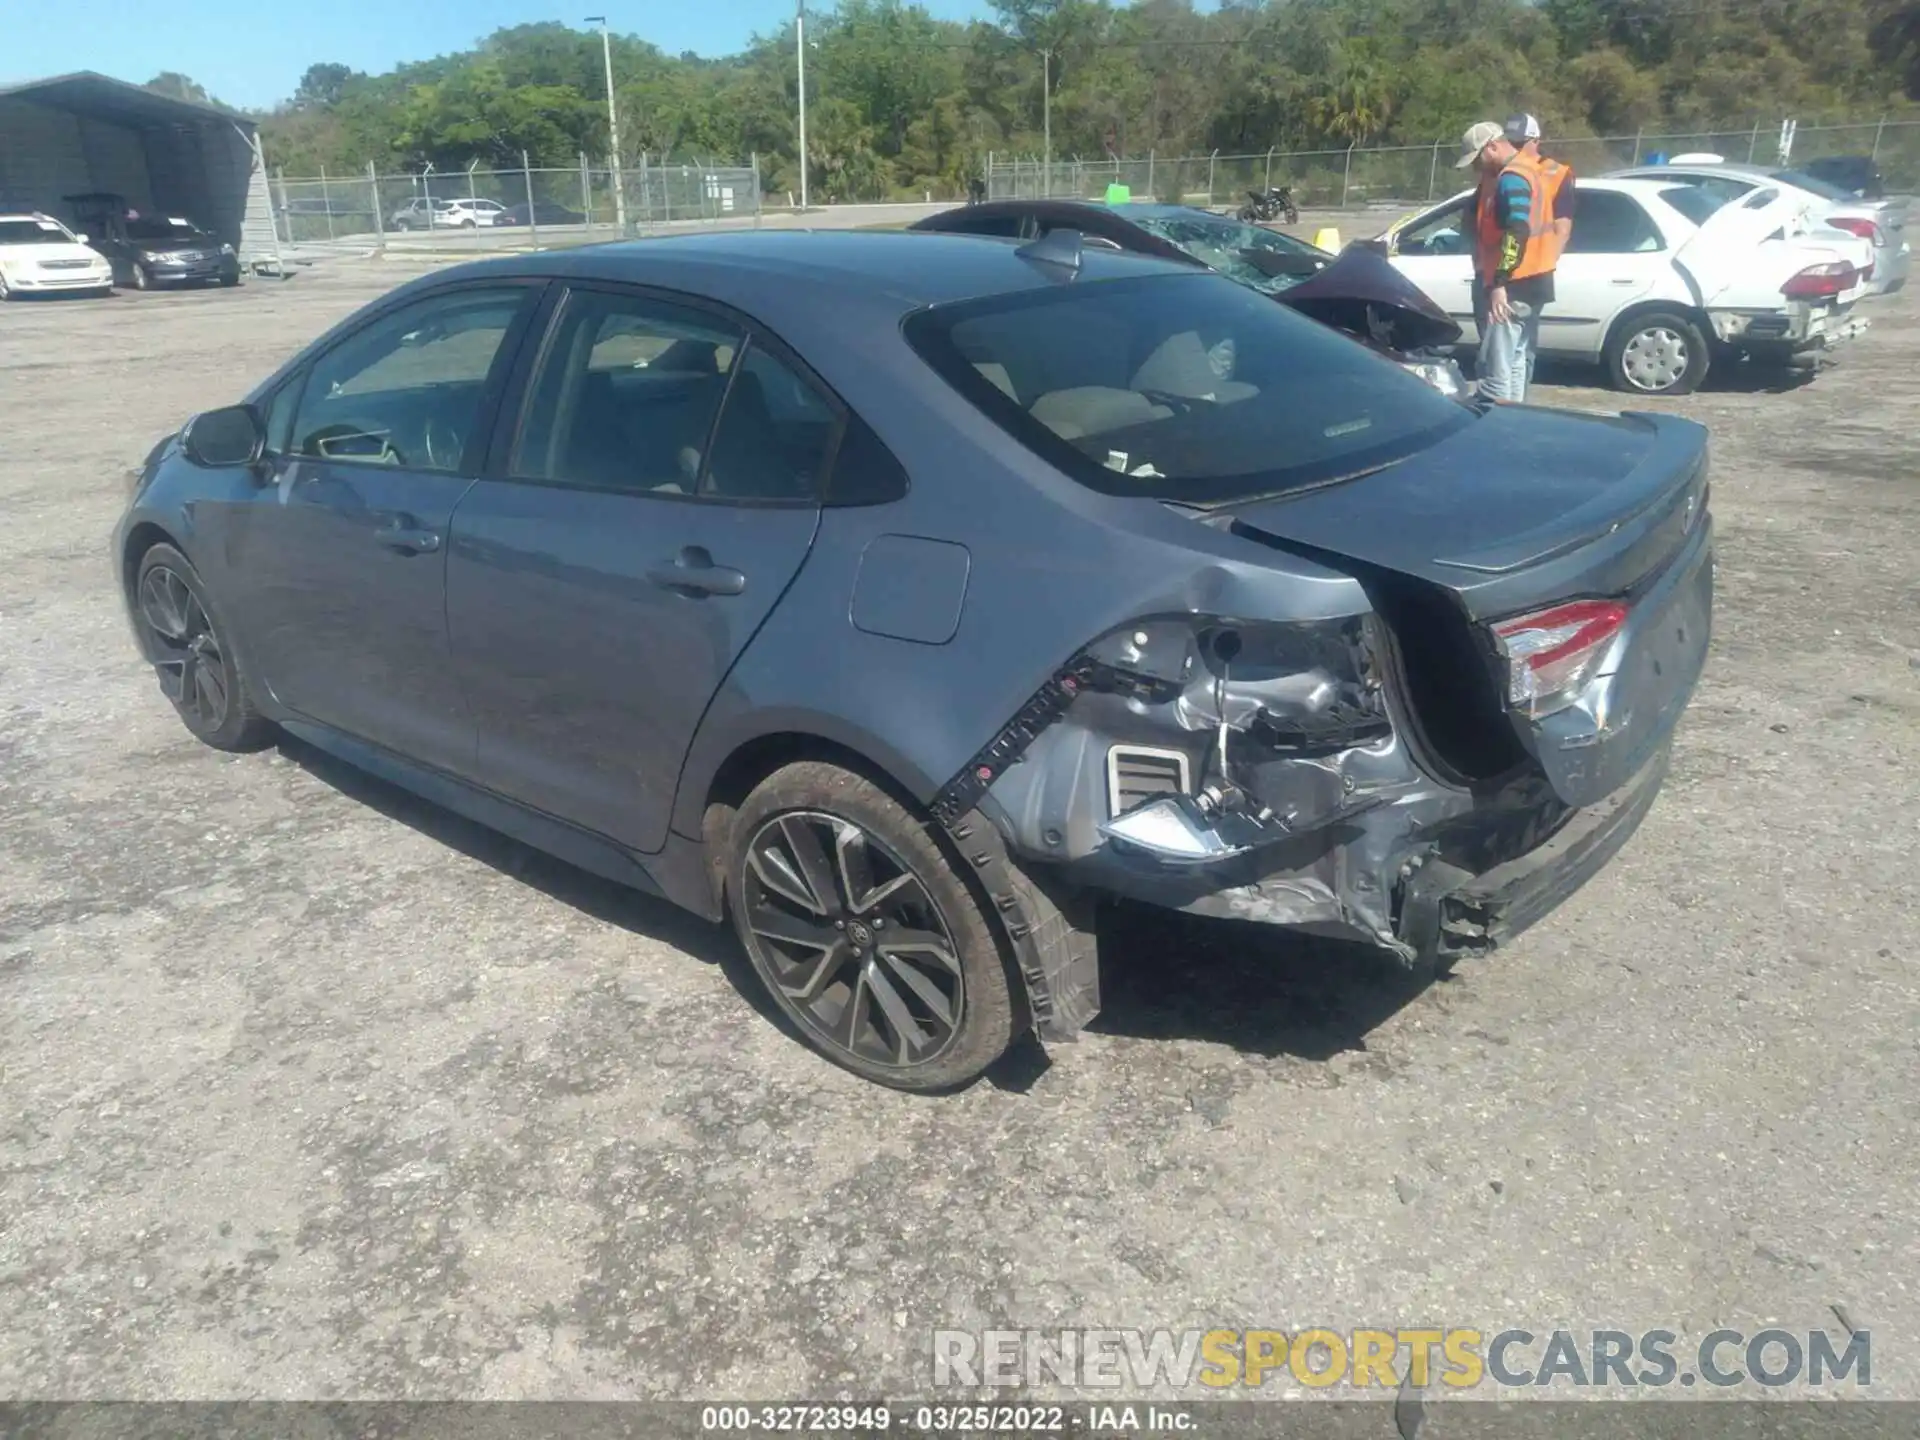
[146,72,213,105]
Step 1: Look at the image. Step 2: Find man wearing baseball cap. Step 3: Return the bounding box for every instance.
[1456,116,1565,403]
[1506,113,1575,255]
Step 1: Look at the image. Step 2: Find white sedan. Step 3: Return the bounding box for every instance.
[1371,176,1873,395]
[1607,159,1910,297]
[0,213,114,298]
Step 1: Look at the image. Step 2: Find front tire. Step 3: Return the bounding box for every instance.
[131,263,151,291]
[725,761,1018,1091]
[132,543,274,751]
[1606,309,1710,396]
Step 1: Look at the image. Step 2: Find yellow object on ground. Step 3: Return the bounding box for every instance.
[1105,183,1132,204]
[1313,226,1342,251]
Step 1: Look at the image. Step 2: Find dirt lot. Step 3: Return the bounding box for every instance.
[1,259,1916,1405]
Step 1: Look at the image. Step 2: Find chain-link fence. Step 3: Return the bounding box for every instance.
[987,118,1920,211]
[268,156,764,258]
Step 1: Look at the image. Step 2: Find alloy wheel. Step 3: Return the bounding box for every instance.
[741,811,965,1069]
[1622,325,1689,392]
[136,564,230,731]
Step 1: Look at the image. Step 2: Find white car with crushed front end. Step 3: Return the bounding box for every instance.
[1373,176,1872,395]
[0,213,114,299]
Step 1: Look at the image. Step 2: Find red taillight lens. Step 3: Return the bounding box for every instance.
[1827,215,1884,247]
[1782,261,1856,298]
[1491,599,1629,717]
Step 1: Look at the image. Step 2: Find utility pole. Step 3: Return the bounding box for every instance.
[1042,48,1052,198]
[796,0,810,210]
[586,16,627,234]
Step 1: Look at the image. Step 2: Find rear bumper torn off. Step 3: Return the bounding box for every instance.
[1419,744,1669,961]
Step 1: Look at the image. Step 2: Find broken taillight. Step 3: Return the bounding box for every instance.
[1781,261,1857,298]
[1491,599,1628,717]
[1826,215,1884,248]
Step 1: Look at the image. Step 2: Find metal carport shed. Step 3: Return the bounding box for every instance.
[0,71,280,270]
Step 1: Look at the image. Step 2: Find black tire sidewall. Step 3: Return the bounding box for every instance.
[1608,311,1710,396]
[133,543,270,751]
[726,760,1017,1091]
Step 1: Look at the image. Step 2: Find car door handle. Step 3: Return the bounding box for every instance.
[375,523,442,555]
[1611,278,1639,285]
[647,547,746,597]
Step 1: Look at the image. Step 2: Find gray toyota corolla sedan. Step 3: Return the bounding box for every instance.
[114,229,1714,1090]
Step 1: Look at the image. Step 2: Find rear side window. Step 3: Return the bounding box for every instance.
[904,272,1471,506]
[512,289,744,495]
[1561,192,1663,254]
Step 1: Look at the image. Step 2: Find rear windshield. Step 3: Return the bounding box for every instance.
[904,272,1473,506]
[1772,168,1857,203]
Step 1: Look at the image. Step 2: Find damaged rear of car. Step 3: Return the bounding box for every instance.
[905,267,1712,1015]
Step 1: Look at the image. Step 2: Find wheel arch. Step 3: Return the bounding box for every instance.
[1601,298,1714,358]
[120,519,184,601]
[686,720,941,915]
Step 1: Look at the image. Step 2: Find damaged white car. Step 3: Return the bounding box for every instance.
[1371,176,1872,395]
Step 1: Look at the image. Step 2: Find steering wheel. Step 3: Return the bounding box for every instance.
[421,415,459,471]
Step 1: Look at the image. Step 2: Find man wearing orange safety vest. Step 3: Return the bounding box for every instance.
[1504,113,1575,388]
[1456,117,1570,403]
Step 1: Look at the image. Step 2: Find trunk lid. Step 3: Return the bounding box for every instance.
[1223,404,1707,621]
[1672,184,1818,302]
[1223,404,1713,808]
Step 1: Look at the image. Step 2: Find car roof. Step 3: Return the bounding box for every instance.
[426,228,1200,316]
[1613,160,1785,180]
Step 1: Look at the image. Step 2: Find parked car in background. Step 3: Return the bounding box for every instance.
[0,212,114,298]
[1372,176,1871,395]
[117,231,1713,1090]
[1799,154,1887,201]
[497,201,588,227]
[390,197,505,230]
[1606,159,1909,296]
[910,199,1471,397]
[62,194,238,291]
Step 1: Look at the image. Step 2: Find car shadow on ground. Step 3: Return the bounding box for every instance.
[279,735,1436,1095]
[276,734,788,1019]
[1088,902,1433,1060]
[1522,356,1820,397]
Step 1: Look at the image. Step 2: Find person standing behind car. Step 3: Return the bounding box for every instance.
[1505,113,1574,389]
[1457,120,1560,403]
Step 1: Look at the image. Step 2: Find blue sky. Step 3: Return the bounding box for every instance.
[11,0,997,110]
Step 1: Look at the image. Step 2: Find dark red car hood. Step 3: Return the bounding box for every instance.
[1277,246,1462,354]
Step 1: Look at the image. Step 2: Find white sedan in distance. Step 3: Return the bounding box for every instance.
[1370,176,1872,395]
[0,213,114,299]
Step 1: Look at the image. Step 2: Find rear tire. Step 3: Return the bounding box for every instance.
[725,761,1018,1091]
[1605,309,1710,396]
[131,543,274,752]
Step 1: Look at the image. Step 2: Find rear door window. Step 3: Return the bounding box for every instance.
[511,288,744,495]
[904,271,1471,505]
[1562,192,1664,254]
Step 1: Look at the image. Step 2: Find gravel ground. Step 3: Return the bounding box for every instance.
[0,259,1915,1406]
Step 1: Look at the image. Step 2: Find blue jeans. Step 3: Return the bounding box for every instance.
[1478,298,1541,403]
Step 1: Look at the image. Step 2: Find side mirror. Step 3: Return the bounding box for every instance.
[182,403,266,468]
[75,232,90,244]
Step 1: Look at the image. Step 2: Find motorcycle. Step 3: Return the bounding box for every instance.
[1238,186,1299,226]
